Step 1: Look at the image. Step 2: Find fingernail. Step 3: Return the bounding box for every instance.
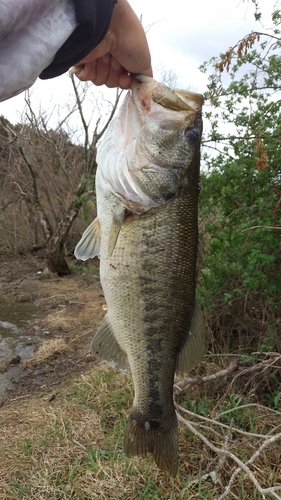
[70,64,84,74]
[102,54,110,64]
[119,74,132,89]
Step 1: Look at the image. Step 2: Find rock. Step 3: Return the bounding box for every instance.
[0,363,8,374]
[7,355,21,366]
[15,293,33,302]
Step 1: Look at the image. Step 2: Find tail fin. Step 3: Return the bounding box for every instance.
[124,410,178,476]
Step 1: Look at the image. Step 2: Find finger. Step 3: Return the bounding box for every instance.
[72,60,97,81]
[118,73,133,90]
[92,54,111,86]
[70,64,85,75]
[74,56,126,88]
[103,57,125,88]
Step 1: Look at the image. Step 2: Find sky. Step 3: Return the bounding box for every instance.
[0,0,276,127]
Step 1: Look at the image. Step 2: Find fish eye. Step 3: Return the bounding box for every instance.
[185,128,199,142]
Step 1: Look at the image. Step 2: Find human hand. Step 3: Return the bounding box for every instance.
[71,0,152,89]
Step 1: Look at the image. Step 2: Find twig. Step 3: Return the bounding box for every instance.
[72,439,87,451]
[214,403,281,421]
[70,328,94,343]
[177,404,271,440]
[241,225,281,232]
[3,276,27,290]
[38,294,85,307]
[243,356,281,391]
[216,431,281,500]
[212,356,281,412]
[39,294,69,301]
[251,352,281,358]
[201,361,239,382]
[177,411,281,500]
[191,422,224,440]
[23,369,55,378]
[10,394,31,401]
[174,360,238,397]
[214,418,233,481]
[177,412,264,491]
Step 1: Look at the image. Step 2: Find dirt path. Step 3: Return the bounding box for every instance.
[0,254,105,404]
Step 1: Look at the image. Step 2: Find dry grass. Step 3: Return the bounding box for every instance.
[0,257,280,498]
[24,338,72,368]
[1,363,280,500]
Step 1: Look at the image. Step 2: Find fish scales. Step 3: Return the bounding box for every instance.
[105,198,198,475]
[75,76,205,476]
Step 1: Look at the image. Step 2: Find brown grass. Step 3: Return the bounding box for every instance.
[1,364,280,500]
[24,338,72,368]
[0,257,280,499]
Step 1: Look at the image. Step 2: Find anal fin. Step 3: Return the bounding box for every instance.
[90,315,129,371]
[176,300,205,374]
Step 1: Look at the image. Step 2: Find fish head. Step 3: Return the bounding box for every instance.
[96,76,203,213]
[131,75,203,172]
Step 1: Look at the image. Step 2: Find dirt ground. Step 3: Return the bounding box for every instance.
[0,254,105,404]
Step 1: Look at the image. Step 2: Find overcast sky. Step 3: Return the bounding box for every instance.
[0,0,276,124]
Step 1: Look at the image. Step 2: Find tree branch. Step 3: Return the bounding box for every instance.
[177,411,281,499]
[174,360,238,398]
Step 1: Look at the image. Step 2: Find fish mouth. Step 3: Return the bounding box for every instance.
[133,75,203,114]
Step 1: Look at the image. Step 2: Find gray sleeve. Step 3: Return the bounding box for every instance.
[0,0,77,102]
[0,0,117,102]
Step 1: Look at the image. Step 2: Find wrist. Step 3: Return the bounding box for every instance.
[107,0,138,49]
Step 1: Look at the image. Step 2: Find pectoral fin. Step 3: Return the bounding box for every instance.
[90,315,129,371]
[176,301,205,374]
[74,218,101,261]
[108,208,126,257]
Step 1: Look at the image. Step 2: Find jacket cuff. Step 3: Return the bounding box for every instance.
[39,0,117,79]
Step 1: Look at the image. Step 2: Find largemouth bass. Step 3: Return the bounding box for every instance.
[75,75,204,476]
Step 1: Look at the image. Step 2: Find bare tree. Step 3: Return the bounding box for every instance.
[0,75,122,275]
